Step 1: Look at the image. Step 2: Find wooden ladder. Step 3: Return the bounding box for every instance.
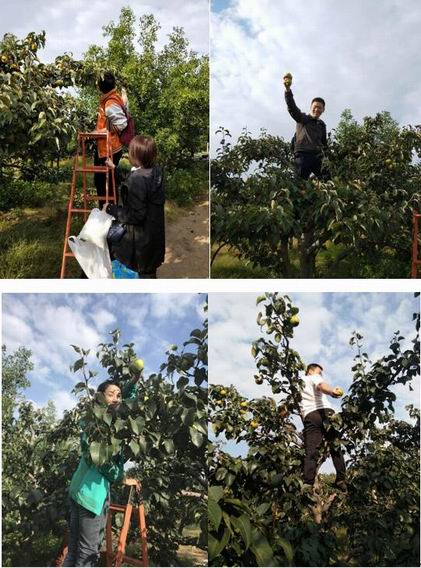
[106,479,149,567]
[60,131,116,278]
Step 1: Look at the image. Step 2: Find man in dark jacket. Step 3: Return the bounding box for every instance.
[283,74,327,180]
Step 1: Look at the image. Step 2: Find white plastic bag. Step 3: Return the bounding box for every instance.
[78,208,113,249]
[68,237,112,279]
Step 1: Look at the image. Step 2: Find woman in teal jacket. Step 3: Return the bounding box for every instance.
[63,378,138,567]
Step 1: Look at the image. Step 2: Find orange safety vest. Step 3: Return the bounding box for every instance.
[96,89,125,158]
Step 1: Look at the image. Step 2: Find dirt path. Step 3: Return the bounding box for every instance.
[158,198,209,278]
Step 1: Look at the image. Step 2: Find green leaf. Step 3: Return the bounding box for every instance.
[256,294,267,306]
[129,440,140,456]
[215,467,227,481]
[90,441,108,466]
[111,437,122,454]
[163,439,174,454]
[93,404,105,420]
[208,498,222,531]
[189,426,204,447]
[191,328,202,338]
[192,420,208,435]
[181,407,196,426]
[73,358,84,372]
[103,412,112,427]
[70,345,81,354]
[73,382,86,390]
[277,537,294,564]
[208,485,224,503]
[250,529,275,567]
[129,415,141,434]
[208,528,230,561]
[256,502,271,516]
[138,435,147,453]
[231,513,252,550]
[177,376,189,390]
[114,418,126,432]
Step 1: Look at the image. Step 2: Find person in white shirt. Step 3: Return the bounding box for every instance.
[300,363,346,489]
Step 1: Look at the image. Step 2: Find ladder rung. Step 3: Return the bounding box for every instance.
[110,504,127,513]
[79,131,110,138]
[74,166,111,173]
[122,555,145,566]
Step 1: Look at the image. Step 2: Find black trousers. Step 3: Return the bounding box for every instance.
[303,408,346,485]
[295,152,322,180]
[94,148,122,204]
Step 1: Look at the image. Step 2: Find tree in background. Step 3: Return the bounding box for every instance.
[211,112,421,278]
[208,293,420,566]
[0,7,208,187]
[2,345,80,566]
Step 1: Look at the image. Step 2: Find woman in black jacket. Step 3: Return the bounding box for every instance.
[106,135,165,278]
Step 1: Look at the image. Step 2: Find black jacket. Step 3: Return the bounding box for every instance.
[285,90,327,155]
[107,166,165,274]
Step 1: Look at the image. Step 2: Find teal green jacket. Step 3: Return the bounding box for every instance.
[69,382,136,515]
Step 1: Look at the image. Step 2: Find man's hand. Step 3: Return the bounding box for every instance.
[105,157,115,169]
[283,72,293,91]
[332,387,344,398]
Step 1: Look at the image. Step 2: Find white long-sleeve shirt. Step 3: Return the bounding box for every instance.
[299,372,334,419]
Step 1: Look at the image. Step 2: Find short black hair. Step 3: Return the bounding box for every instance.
[98,72,116,94]
[305,363,323,375]
[97,379,120,393]
[311,97,325,108]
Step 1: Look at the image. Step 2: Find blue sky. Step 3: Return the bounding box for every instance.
[209,292,420,469]
[2,293,206,416]
[211,0,421,152]
[0,0,209,62]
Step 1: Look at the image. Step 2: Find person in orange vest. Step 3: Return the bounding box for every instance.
[94,72,128,204]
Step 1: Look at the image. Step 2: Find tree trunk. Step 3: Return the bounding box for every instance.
[280,236,292,277]
[300,226,316,278]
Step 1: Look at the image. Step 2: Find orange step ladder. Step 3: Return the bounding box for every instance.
[412,212,421,278]
[106,479,149,567]
[60,131,117,278]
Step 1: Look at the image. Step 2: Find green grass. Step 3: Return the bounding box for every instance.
[0,205,81,278]
[212,241,410,279]
[211,245,273,278]
[0,175,202,278]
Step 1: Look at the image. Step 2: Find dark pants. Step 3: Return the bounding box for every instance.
[295,152,322,180]
[94,148,122,204]
[138,271,157,279]
[62,495,109,567]
[303,409,346,485]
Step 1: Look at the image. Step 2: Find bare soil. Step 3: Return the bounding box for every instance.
[158,198,209,278]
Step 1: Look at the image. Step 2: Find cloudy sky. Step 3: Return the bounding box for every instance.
[209,292,419,469]
[211,0,421,151]
[0,0,209,62]
[2,293,206,416]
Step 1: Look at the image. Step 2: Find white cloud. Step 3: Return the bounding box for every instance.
[209,292,419,405]
[89,308,117,331]
[1,0,209,63]
[149,293,201,319]
[48,389,77,417]
[2,312,34,349]
[211,0,421,152]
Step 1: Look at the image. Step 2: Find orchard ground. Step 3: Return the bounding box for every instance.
[0,158,209,279]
